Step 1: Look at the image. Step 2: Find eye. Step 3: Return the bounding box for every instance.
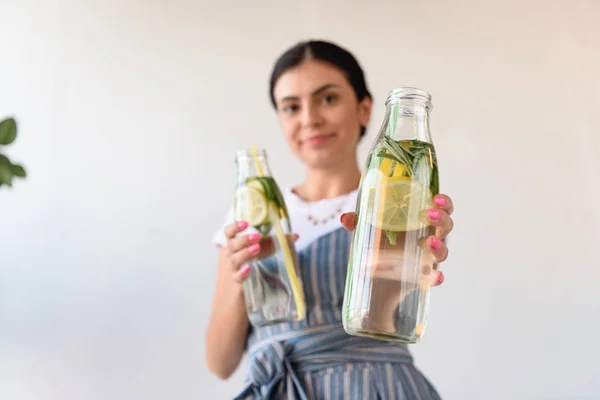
[322,93,339,105]
[282,104,299,115]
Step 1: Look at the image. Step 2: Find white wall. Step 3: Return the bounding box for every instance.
[1,0,599,399]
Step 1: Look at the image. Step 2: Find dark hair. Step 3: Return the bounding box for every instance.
[269,40,372,139]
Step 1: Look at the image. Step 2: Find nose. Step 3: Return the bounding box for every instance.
[300,103,324,129]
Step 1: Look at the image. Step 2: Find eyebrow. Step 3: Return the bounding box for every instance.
[278,84,341,103]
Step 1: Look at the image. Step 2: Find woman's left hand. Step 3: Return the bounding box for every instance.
[340,193,454,287]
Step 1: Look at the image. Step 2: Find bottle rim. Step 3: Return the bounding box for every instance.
[235,148,268,160]
[385,87,433,110]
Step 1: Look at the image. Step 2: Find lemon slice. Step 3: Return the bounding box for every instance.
[370,179,433,232]
[246,179,264,192]
[379,157,409,180]
[234,186,268,226]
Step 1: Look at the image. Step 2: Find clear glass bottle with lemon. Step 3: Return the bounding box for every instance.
[234,147,306,327]
[342,87,440,343]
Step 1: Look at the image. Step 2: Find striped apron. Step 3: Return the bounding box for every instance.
[234,227,441,400]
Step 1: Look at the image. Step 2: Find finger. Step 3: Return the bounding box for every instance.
[253,233,300,259]
[429,270,445,287]
[340,212,357,232]
[224,220,249,240]
[230,233,300,277]
[433,194,454,215]
[233,263,251,283]
[229,243,261,271]
[368,250,444,287]
[426,208,454,239]
[427,236,449,263]
[227,232,262,253]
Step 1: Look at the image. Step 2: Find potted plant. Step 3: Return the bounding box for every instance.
[0,117,27,188]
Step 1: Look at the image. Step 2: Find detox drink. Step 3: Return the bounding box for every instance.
[234,147,306,327]
[342,88,439,343]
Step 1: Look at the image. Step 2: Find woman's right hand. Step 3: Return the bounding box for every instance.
[224,221,262,283]
[224,220,299,283]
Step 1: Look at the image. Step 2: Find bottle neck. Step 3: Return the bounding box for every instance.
[383,88,433,144]
[235,149,273,181]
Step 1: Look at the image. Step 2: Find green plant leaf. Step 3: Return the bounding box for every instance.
[0,118,17,145]
[12,164,26,177]
[0,154,10,166]
[0,163,13,187]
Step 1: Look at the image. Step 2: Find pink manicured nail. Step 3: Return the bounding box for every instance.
[428,209,440,220]
[431,237,442,250]
[437,271,445,285]
[248,244,260,254]
[240,264,251,275]
[237,221,248,230]
[248,233,261,242]
[434,196,446,207]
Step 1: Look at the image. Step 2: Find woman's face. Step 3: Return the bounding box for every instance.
[272,60,372,170]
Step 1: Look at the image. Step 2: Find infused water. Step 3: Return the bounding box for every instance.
[234,149,306,326]
[343,88,440,343]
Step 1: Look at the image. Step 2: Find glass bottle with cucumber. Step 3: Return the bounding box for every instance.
[233,147,306,327]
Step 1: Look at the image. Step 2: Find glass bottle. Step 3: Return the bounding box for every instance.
[342,87,440,343]
[233,147,306,327]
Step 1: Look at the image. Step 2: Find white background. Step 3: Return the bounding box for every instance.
[1,0,599,399]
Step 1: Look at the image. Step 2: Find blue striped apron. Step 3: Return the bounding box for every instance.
[234,227,441,400]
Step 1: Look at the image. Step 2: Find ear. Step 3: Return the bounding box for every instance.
[358,96,372,128]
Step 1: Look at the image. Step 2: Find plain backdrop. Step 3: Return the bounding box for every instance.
[1,0,599,399]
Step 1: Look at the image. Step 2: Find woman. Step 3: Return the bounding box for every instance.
[207,40,454,399]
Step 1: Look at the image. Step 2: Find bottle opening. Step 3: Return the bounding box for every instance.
[235,148,268,161]
[385,87,433,111]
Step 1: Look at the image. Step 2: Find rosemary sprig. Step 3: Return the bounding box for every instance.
[378,136,435,180]
[375,136,438,245]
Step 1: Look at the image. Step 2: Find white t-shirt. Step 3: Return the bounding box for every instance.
[212,187,359,252]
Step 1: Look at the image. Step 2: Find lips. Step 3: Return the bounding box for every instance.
[301,133,336,146]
